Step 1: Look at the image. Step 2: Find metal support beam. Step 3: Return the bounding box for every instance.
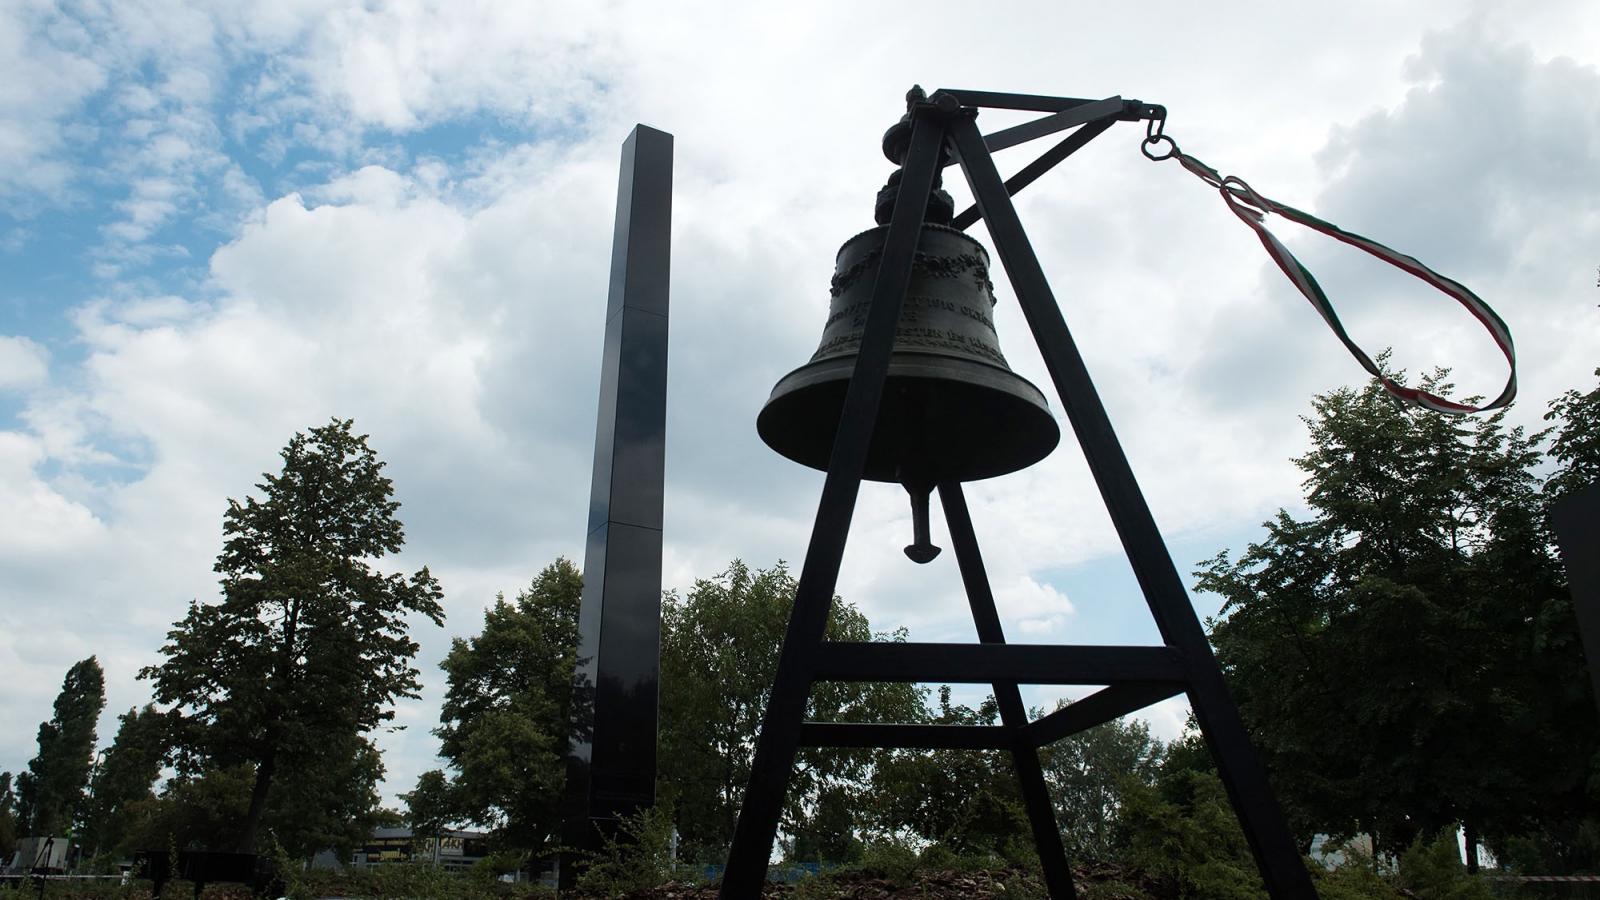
[941,481,1077,898]
[946,110,1316,900]
[800,722,1011,750]
[940,89,1106,113]
[952,119,1116,231]
[561,124,672,884]
[979,97,1125,155]
[719,106,948,897]
[814,641,1183,685]
[724,87,1308,899]
[1021,683,1186,749]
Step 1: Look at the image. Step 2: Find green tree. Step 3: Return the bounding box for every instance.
[434,558,581,855]
[867,687,1028,858]
[16,656,105,838]
[657,560,926,863]
[1112,767,1268,900]
[0,772,17,860]
[267,733,388,859]
[118,737,387,861]
[403,769,456,862]
[1502,367,1600,873]
[141,419,444,854]
[1197,371,1591,861]
[121,766,253,855]
[82,705,167,859]
[1544,368,1600,501]
[1037,711,1164,861]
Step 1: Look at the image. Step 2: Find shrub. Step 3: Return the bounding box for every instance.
[1398,831,1494,900]
[573,803,676,897]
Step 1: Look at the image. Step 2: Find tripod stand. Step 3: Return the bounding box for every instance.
[720,87,1315,900]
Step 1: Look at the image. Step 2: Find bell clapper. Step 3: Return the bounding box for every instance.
[902,481,941,564]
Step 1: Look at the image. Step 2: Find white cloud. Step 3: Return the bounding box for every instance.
[0,336,48,389]
[0,431,103,557]
[4,0,1599,806]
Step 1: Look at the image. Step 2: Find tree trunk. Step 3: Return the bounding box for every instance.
[237,748,276,853]
[1464,821,1480,874]
[239,597,297,853]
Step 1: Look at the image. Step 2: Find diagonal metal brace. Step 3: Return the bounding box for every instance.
[938,92,1164,230]
[1020,682,1186,748]
[976,96,1127,156]
[952,119,1115,230]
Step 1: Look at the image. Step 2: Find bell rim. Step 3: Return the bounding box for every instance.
[763,351,1054,411]
[756,353,1061,483]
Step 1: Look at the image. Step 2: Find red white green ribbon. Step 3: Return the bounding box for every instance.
[1158,145,1517,414]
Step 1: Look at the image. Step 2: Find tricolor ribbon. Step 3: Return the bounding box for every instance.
[1149,138,1516,415]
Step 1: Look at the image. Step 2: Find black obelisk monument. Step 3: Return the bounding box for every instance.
[1551,481,1600,721]
[561,124,672,882]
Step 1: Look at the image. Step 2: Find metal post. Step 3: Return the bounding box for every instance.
[945,110,1316,900]
[562,124,673,883]
[1550,481,1600,721]
[719,107,947,896]
[940,482,1076,898]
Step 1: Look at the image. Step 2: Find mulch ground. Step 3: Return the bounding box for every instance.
[570,862,1159,899]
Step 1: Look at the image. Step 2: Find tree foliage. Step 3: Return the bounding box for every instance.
[868,688,1028,859]
[1544,367,1600,501]
[1197,370,1598,865]
[16,656,105,838]
[657,560,926,863]
[1038,712,1164,861]
[141,418,444,854]
[81,705,167,859]
[404,769,456,847]
[1113,766,1268,900]
[432,557,582,855]
[121,765,254,856]
[0,772,17,860]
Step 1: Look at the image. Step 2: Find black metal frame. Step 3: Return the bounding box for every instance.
[1550,481,1600,722]
[719,90,1314,899]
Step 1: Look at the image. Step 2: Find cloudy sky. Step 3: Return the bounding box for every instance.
[3,0,1598,809]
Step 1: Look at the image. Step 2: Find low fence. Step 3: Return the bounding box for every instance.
[1484,876,1600,899]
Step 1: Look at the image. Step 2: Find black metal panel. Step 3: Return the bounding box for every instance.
[604,127,673,319]
[563,522,666,845]
[563,124,672,882]
[1550,481,1600,721]
[813,641,1183,684]
[588,522,665,804]
[719,109,949,896]
[800,722,1011,750]
[947,113,1316,900]
[586,127,673,537]
[584,308,669,533]
[1021,683,1186,749]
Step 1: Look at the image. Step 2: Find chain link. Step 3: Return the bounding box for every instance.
[1140,110,1176,160]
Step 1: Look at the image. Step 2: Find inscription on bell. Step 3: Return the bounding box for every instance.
[810,225,1011,370]
[830,246,996,299]
[823,294,997,333]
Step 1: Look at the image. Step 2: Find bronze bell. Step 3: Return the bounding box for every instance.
[756,182,1060,562]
